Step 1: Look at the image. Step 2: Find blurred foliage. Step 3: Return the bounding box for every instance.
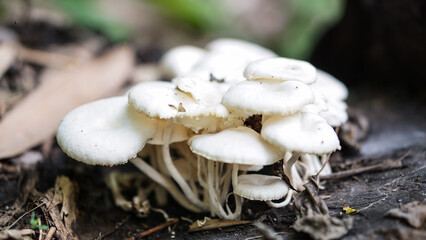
[280,0,345,60]
[146,0,228,32]
[5,0,344,59]
[49,0,130,42]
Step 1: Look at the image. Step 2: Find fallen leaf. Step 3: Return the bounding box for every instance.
[292,178,353,240]
[0,229,34,240]
[188,218,251,233]
[41,176,79,240]
[0,46,134,159]
[386,201,426,228]
[343,205,358,214]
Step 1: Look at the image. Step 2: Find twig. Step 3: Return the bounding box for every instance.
[96,216,129,240]
[138,218,179,238]
[38,219,42,240]
[1,203,45,231]
[321,152,408,180]
[45,227,56,240]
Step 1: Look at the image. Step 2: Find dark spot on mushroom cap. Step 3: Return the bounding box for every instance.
[321,140,324,144]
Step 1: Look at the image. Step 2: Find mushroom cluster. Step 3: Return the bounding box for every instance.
[56,39,348,219]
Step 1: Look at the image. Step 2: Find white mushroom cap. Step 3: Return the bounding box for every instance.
[148,120,190,145]
[56,97,156,166]
[206,38,277,61]
[313,70,348,100]
[233,174,289,201]
[128,81,197,119]
[222,80,314,115]
[189,126,283,165]
[160,45,206,78]
[261,112,340,154]
[319,100,348,127]
[191,52,249,84]
[175,76,223,105]
[244,57,317,84]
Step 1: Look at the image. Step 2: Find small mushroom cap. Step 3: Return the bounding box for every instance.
[56,97,156,166]
[233,174,289,201]
[189,126,283,165]
[222,80,314,115]
[244,57,317,84]
[206,38,277,61]
[160,45,206,78]
[313,70,348,100]
[128,81,197,119]
[262,112,340,154]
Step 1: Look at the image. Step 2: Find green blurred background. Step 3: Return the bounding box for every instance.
[0,0,345,60]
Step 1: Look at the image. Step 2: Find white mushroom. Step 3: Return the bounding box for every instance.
[222,80,314,116]
[160,45,206,78]
[56,96,156,166]
[189,126,284,219]
[244,57,317,84]
[233,174,289,201]
[262,112,340,189]
[206,38,277,61]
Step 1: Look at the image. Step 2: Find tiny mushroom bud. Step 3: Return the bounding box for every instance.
[56,96,156,166]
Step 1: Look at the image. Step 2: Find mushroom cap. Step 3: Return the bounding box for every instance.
[244,57,317,84]
[56,97,156,166]
[128,81,198,119]
[175,76,223,105]
[233,174,289,201]
[189,126,283,165]
[160,45,206,78]
[261,112,340,154]
[206,38,277,61]
[191,52,249,83]
[319,100,348,127]
[314,70,348,100]
[222,80,314,115]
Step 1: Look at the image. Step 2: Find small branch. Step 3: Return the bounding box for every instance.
[321,153,407,180]
[137,218,179,238]
[96,217,129,240]
[1,203,45,231]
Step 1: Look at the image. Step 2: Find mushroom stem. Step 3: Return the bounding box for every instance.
[284,152,303,190]
[150,147,168,206]
[207,161,241,219]
[207,160,227,218]
[232,164,239,188]
[266,190,294,208]
[162,120,206,210]
[129,157,201,212]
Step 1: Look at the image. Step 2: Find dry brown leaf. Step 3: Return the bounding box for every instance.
[0,229,34,240]
[0,46,134,159]
[188,218,251,233]
[41,176,79,240]
[386,201,426,228]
